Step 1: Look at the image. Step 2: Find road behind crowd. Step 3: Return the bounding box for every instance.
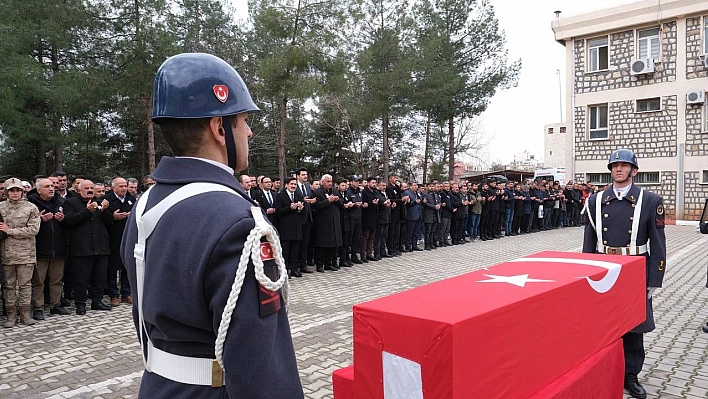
[1,225,706,399]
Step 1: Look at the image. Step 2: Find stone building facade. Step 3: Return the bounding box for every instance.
[543,123,567,169]
[553,0,708,220]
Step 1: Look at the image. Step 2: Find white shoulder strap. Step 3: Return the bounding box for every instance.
[133,182,288,386]
[595,190,604,253]
[630,188,644,248]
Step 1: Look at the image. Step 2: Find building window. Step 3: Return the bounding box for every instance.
[634,172,660,185]
[548,127,554,134]
[588,104,609,139]
[636,97,661,112]
[704,17,708,54]
[637,27,660,59]
[549,151,553,156]
[587,37,609,71]
[587,173,612,184]
[702,170,708,183]
[560,126,566,133]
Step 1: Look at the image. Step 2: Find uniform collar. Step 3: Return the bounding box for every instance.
[603,183,640,203]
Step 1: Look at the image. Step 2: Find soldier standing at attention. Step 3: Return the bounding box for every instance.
[582,148,666,399]
[121,53,303,399]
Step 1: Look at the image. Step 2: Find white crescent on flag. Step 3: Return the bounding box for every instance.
[511,257,623,294]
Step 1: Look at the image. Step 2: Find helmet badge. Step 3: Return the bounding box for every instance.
[213,85,229,103]
[614,153,619,158]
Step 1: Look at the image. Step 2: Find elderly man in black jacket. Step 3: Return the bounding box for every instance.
[27,178,70,319]
[312,174,343,272]
[63,180,113,315]
[103,177,135,307]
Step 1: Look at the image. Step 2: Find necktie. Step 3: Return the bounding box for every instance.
[290,192,294,202]
[267,191,272,206]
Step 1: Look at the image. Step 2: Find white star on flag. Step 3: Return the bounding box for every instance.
[476,274,556,287]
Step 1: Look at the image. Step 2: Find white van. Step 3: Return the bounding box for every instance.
[533,168,566,185]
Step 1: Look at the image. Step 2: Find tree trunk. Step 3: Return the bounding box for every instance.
[423,112,430,184]
[36,140,46,175]
[278,96,288,182]
[448,117,454,182]
[50,45,61,173]
[382,110,389,178]
[145,96,156,172]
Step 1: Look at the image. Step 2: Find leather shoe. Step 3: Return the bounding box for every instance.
[50,306,71,315]
[291,269,303,277]
[316,266,325,273]
[32,310,45,321]
[624,374,646,399]
[413,247,423,251]
[121,296,133,305]
[110,297,120,307]
[361,257,369,263]
[300,266,314,274]
[339,262,353,268]
[60,298,71,307]
[324,265,338,271]
[76,307,86,315]
[366,255,376,262]
[91,302,111,311]
[702,321,708,333]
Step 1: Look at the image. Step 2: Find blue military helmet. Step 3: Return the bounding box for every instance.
[607,148,639,170]
[152,53,260,120]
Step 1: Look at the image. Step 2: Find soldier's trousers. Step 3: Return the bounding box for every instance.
[623,332,644,375]
[348,219,362,257]
[3,264,34,308]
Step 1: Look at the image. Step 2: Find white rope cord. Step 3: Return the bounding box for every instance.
[214,206,289,370]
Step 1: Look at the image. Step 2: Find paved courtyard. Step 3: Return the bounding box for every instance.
[1,225,707,399]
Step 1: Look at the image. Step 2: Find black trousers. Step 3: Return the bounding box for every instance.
[387,221,400,253]
[375,224,389,257]
[106,251,130,299]
[479,211,488,237]
[522,213,532,232]
[315,247,336,267]
[424,223,434,247]
[405,219,421,249]
[348,218,362,257]
[451,218,461,242]
[622,332,645,375]
[281,239,300,272]
[298,221,312,268]
[71,255,108,307]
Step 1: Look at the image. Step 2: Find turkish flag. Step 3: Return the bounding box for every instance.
[259,242,274,261]
[353,251,645,399]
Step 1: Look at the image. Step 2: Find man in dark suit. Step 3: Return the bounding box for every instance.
[336,178,354,268]
[103,177,136,307]
[295,168,316,273]
[403,182,423,251]
[582,149,666,399]
[449,183,464,244]
[274,177,305,278]
[360,177,379,262]
[374,180,392,260]
[422,183,440,250]
[257,176,277,224]
[345,176,363,264]
[386,174,403,256]
[439,182,453,246]
[63,180,113,315]
[312,174,342,272]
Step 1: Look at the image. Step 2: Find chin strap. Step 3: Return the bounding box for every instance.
[223,116,237,170]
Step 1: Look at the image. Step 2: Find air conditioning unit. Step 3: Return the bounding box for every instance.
[687,90,706,105]
[630,58,655,75]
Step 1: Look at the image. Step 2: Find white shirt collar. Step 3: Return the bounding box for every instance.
[613,184,631,200]
[176,156,234,175]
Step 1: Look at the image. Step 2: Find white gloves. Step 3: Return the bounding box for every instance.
[647,287,657,299]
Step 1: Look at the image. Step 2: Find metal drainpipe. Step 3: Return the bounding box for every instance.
[677,143,684,220]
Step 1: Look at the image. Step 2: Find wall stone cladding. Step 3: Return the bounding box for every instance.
[686,17,708,80]
[684,171,708,220]
[574,96,678,161]
[685,104,708,155]
[574,22,677,94]
[648,171,677,219]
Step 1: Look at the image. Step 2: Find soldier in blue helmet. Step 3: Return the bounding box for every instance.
[582,148,666,399]
[121,53,303,399]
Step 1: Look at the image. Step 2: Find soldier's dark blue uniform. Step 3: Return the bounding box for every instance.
[582,148,665,399]
[120,53,303,399]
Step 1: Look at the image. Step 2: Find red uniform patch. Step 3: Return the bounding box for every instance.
[259,242,274,261]
[213,85,229,103]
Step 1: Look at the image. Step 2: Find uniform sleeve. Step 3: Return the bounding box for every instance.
[8,203,41,238]
[582,195,598,253]
[646,196,666,288]
[206,218,303,399]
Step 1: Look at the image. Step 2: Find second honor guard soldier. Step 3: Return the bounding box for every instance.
[582,148,666,399]
[121,53,303,399]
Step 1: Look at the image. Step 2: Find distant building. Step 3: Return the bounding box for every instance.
[552,0,708,220]
[544,123,567,169]
[508,150,542,171]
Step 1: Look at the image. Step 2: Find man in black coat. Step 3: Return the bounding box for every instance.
[295,168,316,273]
[274,177,305,278]
[63,180,113,314]
[312,174,343,272]
[386,174,403,256]
[345,176,363,264]
[103,177,136,307]
[422,183,440,250]
[27,178,70,319]
[439,182,453,246]
[374,180,392,259]
[360,177,379,262]
[336,178,354,268]
[256,176,277,224]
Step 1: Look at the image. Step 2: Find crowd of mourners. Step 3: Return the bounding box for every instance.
[0,166,599,327]
[237,168,600,278]
[0,172,154,327]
